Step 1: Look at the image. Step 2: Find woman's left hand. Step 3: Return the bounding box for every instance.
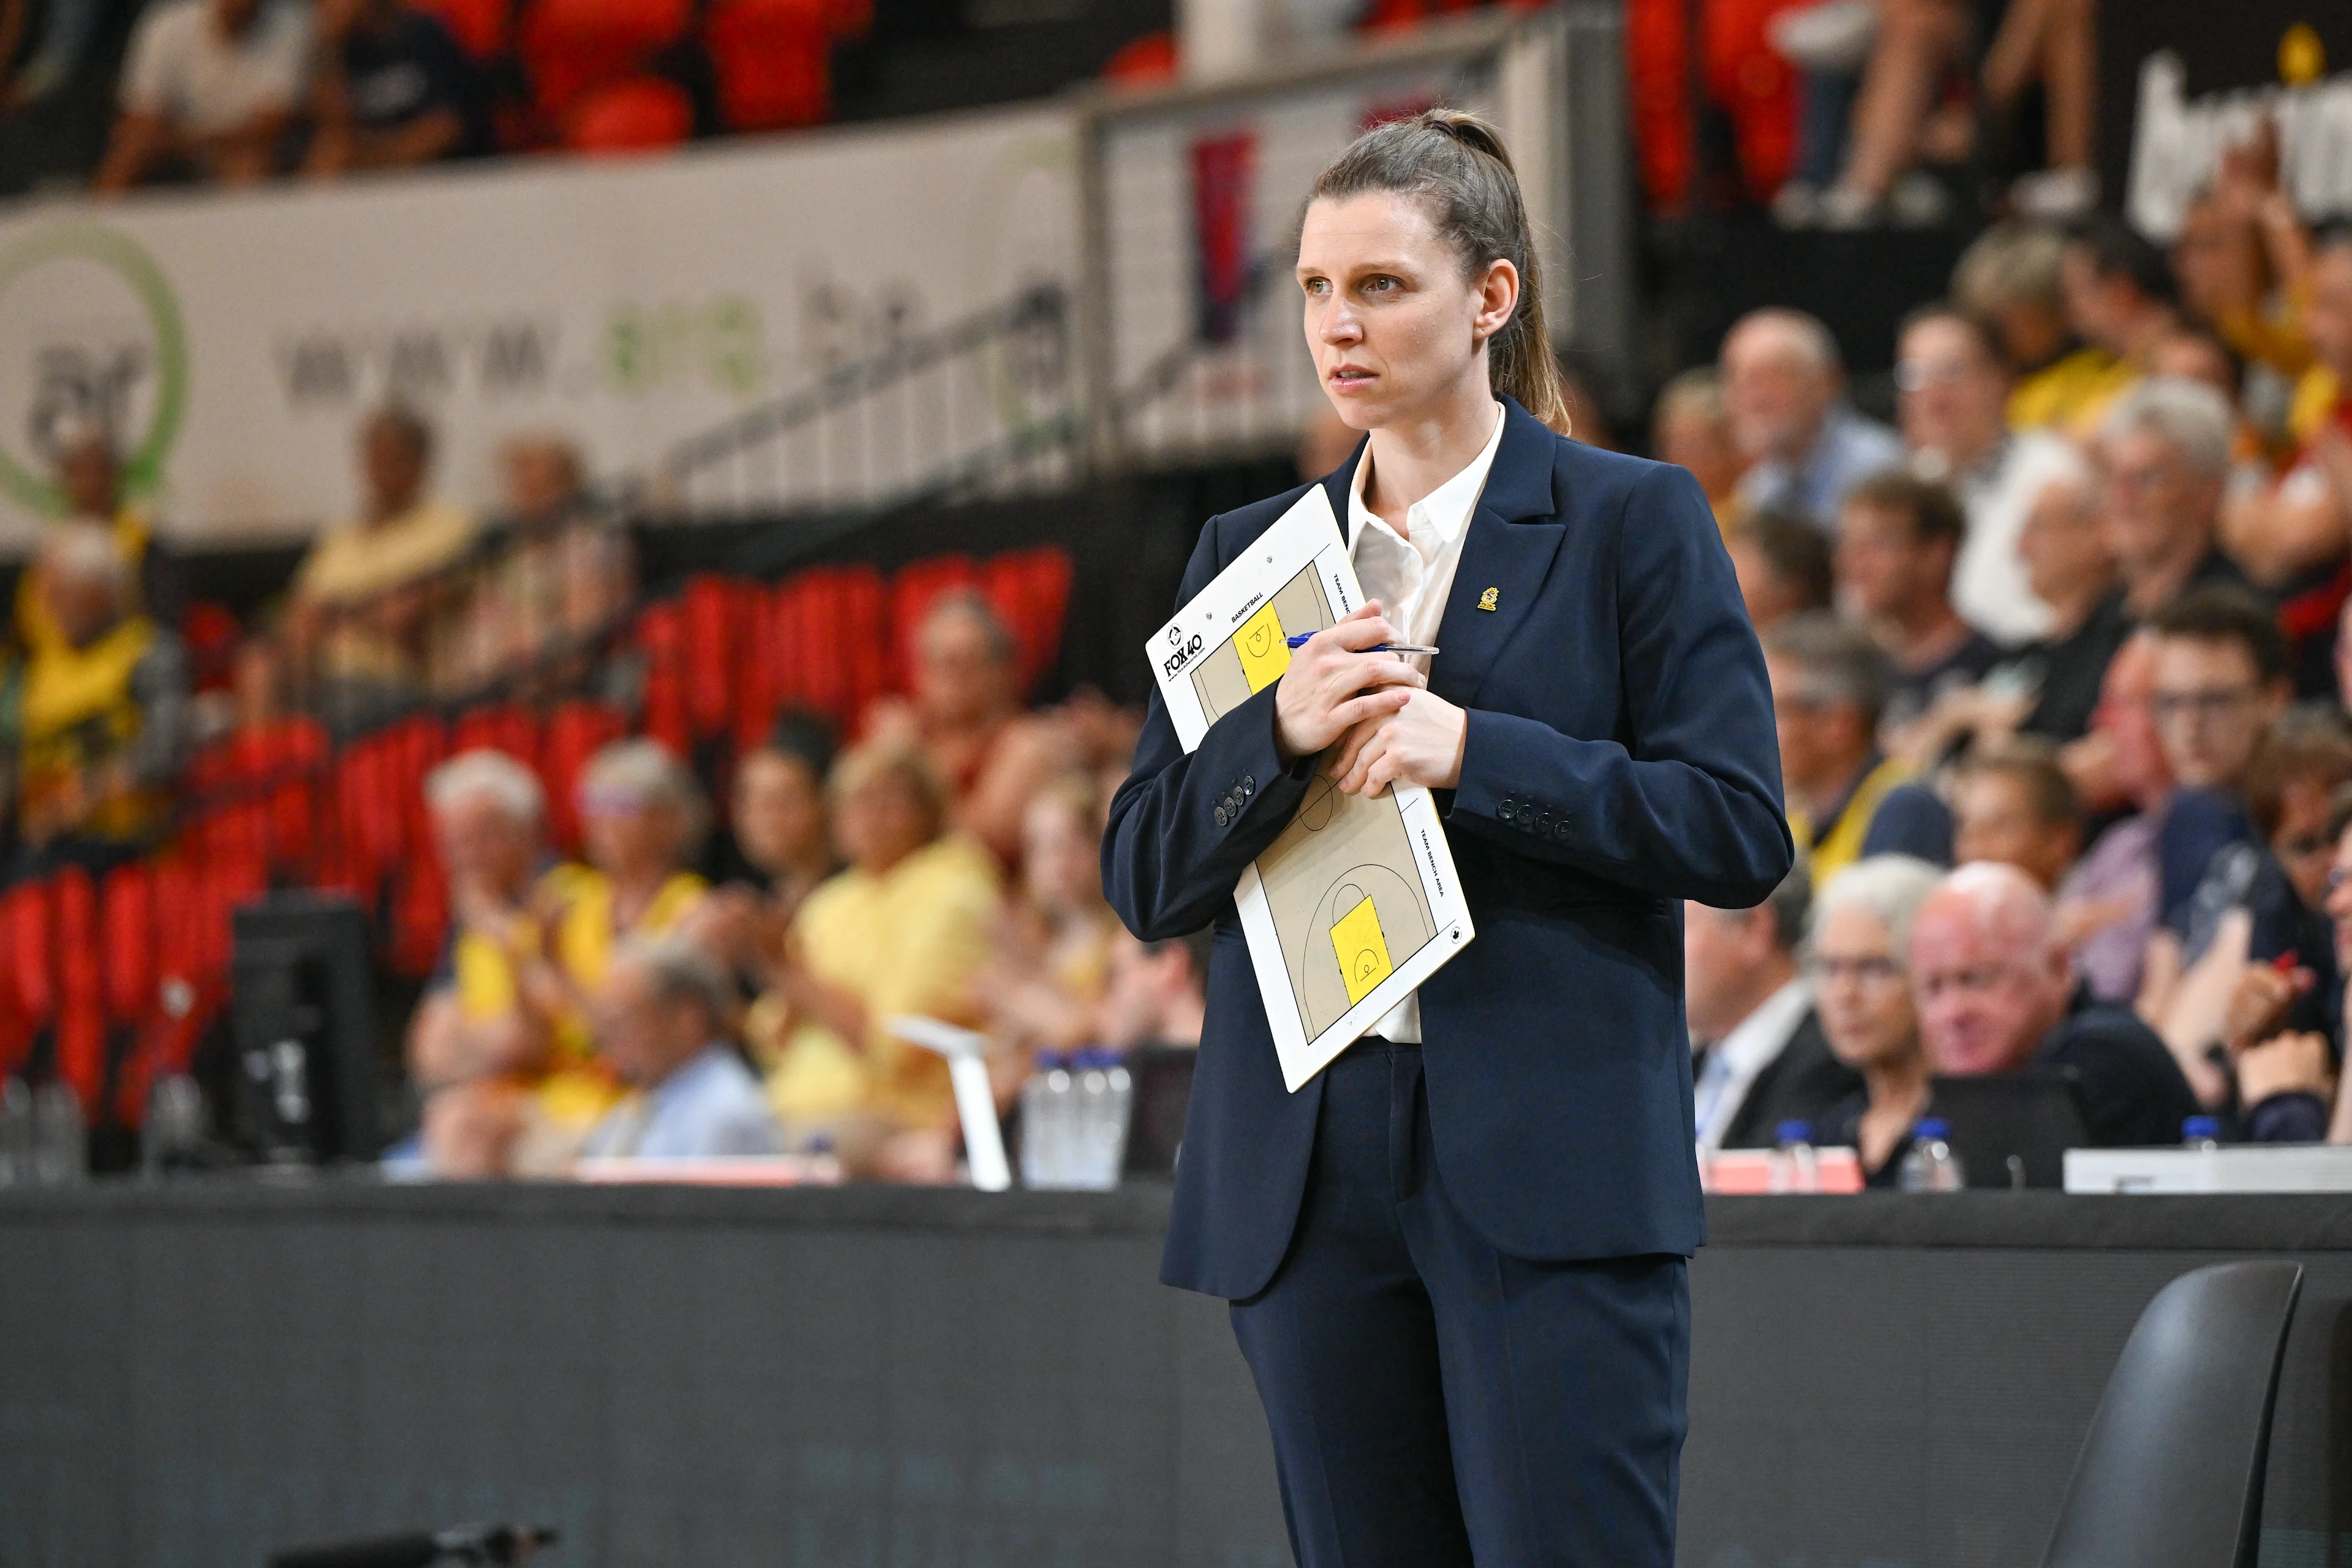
[1330,689,1468,796]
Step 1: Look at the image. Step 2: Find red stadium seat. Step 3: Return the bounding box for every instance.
[52,868,104,1116]
[0,878,52,1079]
[100,862,157,1127]
[519,0,691,127]
[733,581,781,757]
[543,699,629,856]
[414,0,513,56]
[451,704,542,777]
[633,599,690,757]
[682,574,744,741]
[388,853,451,981]
[776,564,885,731]
[567,76,695,153]
[704,0,832,133]
[1100,31,1176,85]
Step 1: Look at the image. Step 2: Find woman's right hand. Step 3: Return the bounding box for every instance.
[1273,600,1425,760]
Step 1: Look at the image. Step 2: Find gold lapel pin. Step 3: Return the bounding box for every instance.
[1476,587,1499,612]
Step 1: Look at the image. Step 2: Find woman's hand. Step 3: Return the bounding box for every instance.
[1329,688,1468,796]
[1273,601,1425,760]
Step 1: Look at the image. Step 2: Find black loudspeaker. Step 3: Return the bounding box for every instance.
[229,892,380,1164]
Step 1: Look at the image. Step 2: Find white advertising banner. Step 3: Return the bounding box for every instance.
[0,104,1077,549]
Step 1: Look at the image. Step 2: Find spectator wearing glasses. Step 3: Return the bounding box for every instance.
[1686,857,1861,1155]
[1725,511,1835,634]
[1807,854,1943,1186]
[2013,472,2128,744]
[535,739,711,1134]
[2098,378,2253,618]
[1912,862,2199,1148]
[2141,706,2352,1109]
[1763,611,1953,883]
[1895,303,2089,644]
[1721,309,1904,530]
[1949,738,2082,893]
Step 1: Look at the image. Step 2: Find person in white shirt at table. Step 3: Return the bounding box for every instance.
[580,935,784,1162]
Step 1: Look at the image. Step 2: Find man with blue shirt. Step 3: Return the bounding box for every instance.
[581,935,783,1161]
[1723,308,1904,532]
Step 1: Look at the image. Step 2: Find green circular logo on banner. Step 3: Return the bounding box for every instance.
[0,224,189,515]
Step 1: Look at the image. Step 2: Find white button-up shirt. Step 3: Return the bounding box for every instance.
[1346,401,1507,1044]
[1691,976,1815,1154]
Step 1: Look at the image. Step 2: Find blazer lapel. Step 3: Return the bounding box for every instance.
[1427,399,1567,708]
[1319,434,1368,547]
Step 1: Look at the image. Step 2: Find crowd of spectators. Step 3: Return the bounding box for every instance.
[1679,175,2352,1172]
[9,73,2352,1184]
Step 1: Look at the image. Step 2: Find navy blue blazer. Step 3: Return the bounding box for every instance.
[1103,398,1793,1300]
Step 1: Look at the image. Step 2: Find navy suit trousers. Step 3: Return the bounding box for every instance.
[1230,1041,1689,1568]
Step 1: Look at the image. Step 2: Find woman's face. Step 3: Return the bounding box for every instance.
[734,751,827,875]
[1022,795,1101,916]
[1296,192,1515,431]
[837,772,934,875]
[1811,905,1921,1072]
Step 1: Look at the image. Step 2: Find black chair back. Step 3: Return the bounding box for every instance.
[2040,1261,2303,1568]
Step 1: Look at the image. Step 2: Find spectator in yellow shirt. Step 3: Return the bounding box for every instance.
[763,737,1000,1169]
[288,404,477,729]
[1951,221,2119,435]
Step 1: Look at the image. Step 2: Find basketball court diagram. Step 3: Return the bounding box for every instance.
[1148,485,1476,1089]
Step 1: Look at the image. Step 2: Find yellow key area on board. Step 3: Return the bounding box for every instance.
[1330,895,1394,1006]
[1236,602,1291,693]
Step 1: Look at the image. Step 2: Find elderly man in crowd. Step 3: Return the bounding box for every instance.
[1895,303,2087,643]
[1687,858,1860,1154]
[1911,862,2199,1147]
[1722,308,1904,530]
[2013,472,2128,743]
[94,0,310,189]
[1763,612,1952,881]
[581,935,783,1161]
[8,522,190,875]
[865,590,1065,869]
[2098,377,2249,617]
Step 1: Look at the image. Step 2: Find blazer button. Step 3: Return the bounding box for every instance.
[1215,806,1230,827]
[1242,776,1254,795]
[1554,821,1572,842]
[1498,799,1516,821]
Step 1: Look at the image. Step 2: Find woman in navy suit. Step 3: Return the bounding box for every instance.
[1102,110,1793,1567]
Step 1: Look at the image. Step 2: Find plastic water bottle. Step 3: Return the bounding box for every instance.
[2183,1115,2222,1152]
[1020,1052,1073,1189]
[1899,1117,1966,1192]
[1066,1050,1133,1190]
[0,1077,32,1187]
[143,1074,208,1180]
[1770,1120,1819,1194]
[31,1083,85,1187]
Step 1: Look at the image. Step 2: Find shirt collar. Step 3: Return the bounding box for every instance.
[1713,975,1815,1078]
[1348,401,1509,553]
